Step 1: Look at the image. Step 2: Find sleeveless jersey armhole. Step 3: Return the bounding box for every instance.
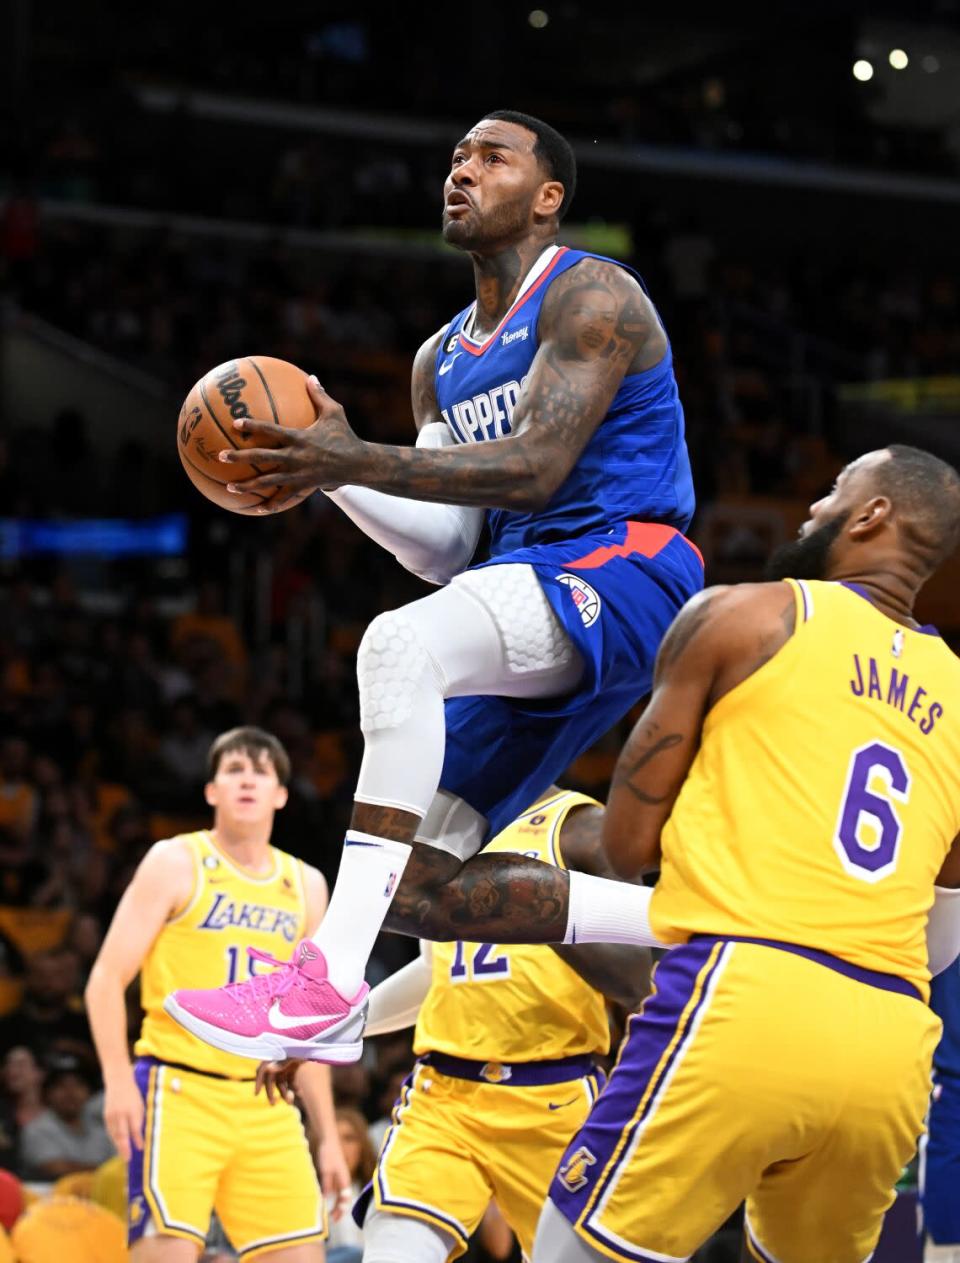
[548,793,600,870]
[166,834,203,925]
[294,856,312,938]
[784,578,815,624]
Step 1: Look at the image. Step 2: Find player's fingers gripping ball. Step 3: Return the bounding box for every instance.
[177,356,317,515]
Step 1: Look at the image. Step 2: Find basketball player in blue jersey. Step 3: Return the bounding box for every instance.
[922,962,960,1261]
[167,110,703,1063]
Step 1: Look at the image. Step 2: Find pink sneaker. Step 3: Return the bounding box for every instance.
[163,941,369,1063]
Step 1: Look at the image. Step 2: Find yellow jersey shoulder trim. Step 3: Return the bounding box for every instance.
[165,833,205,926]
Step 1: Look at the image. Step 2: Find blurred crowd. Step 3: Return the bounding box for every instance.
[1,46,958,1255]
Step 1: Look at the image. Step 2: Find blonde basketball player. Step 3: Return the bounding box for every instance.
[533,446,960,1263]
[260,788,650,1263]
[86,727,349,1262]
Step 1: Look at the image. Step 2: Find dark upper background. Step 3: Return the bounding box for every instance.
[0,2,955,1248]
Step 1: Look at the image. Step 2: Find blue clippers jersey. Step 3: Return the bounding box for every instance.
[931,958,960,1075]
[434,246,695,556]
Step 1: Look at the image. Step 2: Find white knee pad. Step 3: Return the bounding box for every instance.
[357,608,438,733]
[415,789,489,862]
[362,1206,455,1263]
[451,564,579,678]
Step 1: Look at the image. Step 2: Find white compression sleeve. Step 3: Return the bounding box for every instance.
[927,885,960,976]
[324,423,484,585]
[564,871,668,948]
[365,945,433,1037]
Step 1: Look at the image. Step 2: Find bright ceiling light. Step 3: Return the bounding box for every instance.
[888,48,909,70]
[853,59,874,82]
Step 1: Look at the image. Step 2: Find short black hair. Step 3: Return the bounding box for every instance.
[206,726,291,786]
[483,110,577,220]
[873,445,960,571]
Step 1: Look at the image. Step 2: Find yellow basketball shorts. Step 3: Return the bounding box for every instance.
[130,1058,327,1259]
[549,938,940,1263]
[356,1054,605,1260]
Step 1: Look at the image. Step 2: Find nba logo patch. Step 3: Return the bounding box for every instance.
[555,574,601,628]
[558,1146,597,1193]
[384,871,398,898]
[892,628,904,658]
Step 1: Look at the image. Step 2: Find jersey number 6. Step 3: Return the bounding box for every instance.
[834,741,911,883]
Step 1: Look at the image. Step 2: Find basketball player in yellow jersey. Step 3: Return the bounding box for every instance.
[533,444,960,1263]
[259,788,650,1263]
[85,727,349,1263]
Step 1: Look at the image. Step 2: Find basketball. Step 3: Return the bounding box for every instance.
[177,356,316,514]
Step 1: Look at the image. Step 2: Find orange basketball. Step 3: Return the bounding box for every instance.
[177,356,316,515]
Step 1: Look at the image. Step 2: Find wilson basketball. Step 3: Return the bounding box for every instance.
[177,356,316,514]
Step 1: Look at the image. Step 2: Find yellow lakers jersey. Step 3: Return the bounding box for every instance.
[651,579,960,1000]
[414,792,610,1062]
[137,831,308,1077]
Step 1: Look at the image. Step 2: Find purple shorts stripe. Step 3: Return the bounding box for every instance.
[548,940,724,1238]
[422,1051,596,1086]
[692,935,921,1001]
[127,1059,153,1245]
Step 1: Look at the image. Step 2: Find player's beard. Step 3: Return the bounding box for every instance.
[442,190,532,251]
[764,510,847,581]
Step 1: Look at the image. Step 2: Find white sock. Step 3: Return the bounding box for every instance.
[563,871,667,948]
[310,831,412,997]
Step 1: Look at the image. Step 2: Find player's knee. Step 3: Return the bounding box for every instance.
[362,1208,454,1263]
[356,609,439,734]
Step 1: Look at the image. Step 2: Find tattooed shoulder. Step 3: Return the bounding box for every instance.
[655,586,730,676]
[539,258,661,372]
[744,584,797,676]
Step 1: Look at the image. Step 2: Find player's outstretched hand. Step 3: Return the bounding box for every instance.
[219,376,365,504]
[103,1069,145,1162]
[254,1058,303,1106]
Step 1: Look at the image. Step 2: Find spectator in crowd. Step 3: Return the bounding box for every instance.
[19,1059,113,1180]
[0,950,91,1060]
[0,1047,45,1174]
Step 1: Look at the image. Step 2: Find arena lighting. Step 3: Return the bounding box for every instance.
[922,54,940,73]
[528,9,549,27]
[888,48,909,69]
[853,59,874,81]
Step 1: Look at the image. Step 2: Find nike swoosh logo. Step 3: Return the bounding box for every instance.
[268,1001,344,1030]
[548,1097,578,1111]
[438,353,461,376]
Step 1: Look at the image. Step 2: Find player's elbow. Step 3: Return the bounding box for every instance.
[605,841,646,881]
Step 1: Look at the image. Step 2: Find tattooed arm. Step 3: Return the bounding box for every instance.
[218,259,665,510]
[604,582,798,877]
[550,804,652,1010]
[381,801,651,1013]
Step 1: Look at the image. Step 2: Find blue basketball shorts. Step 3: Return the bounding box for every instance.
[438,520,704,838]
[921,1069,960,1245]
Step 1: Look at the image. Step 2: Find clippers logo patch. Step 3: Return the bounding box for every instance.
[555,574,601,627]
[558,1146,597,1193]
